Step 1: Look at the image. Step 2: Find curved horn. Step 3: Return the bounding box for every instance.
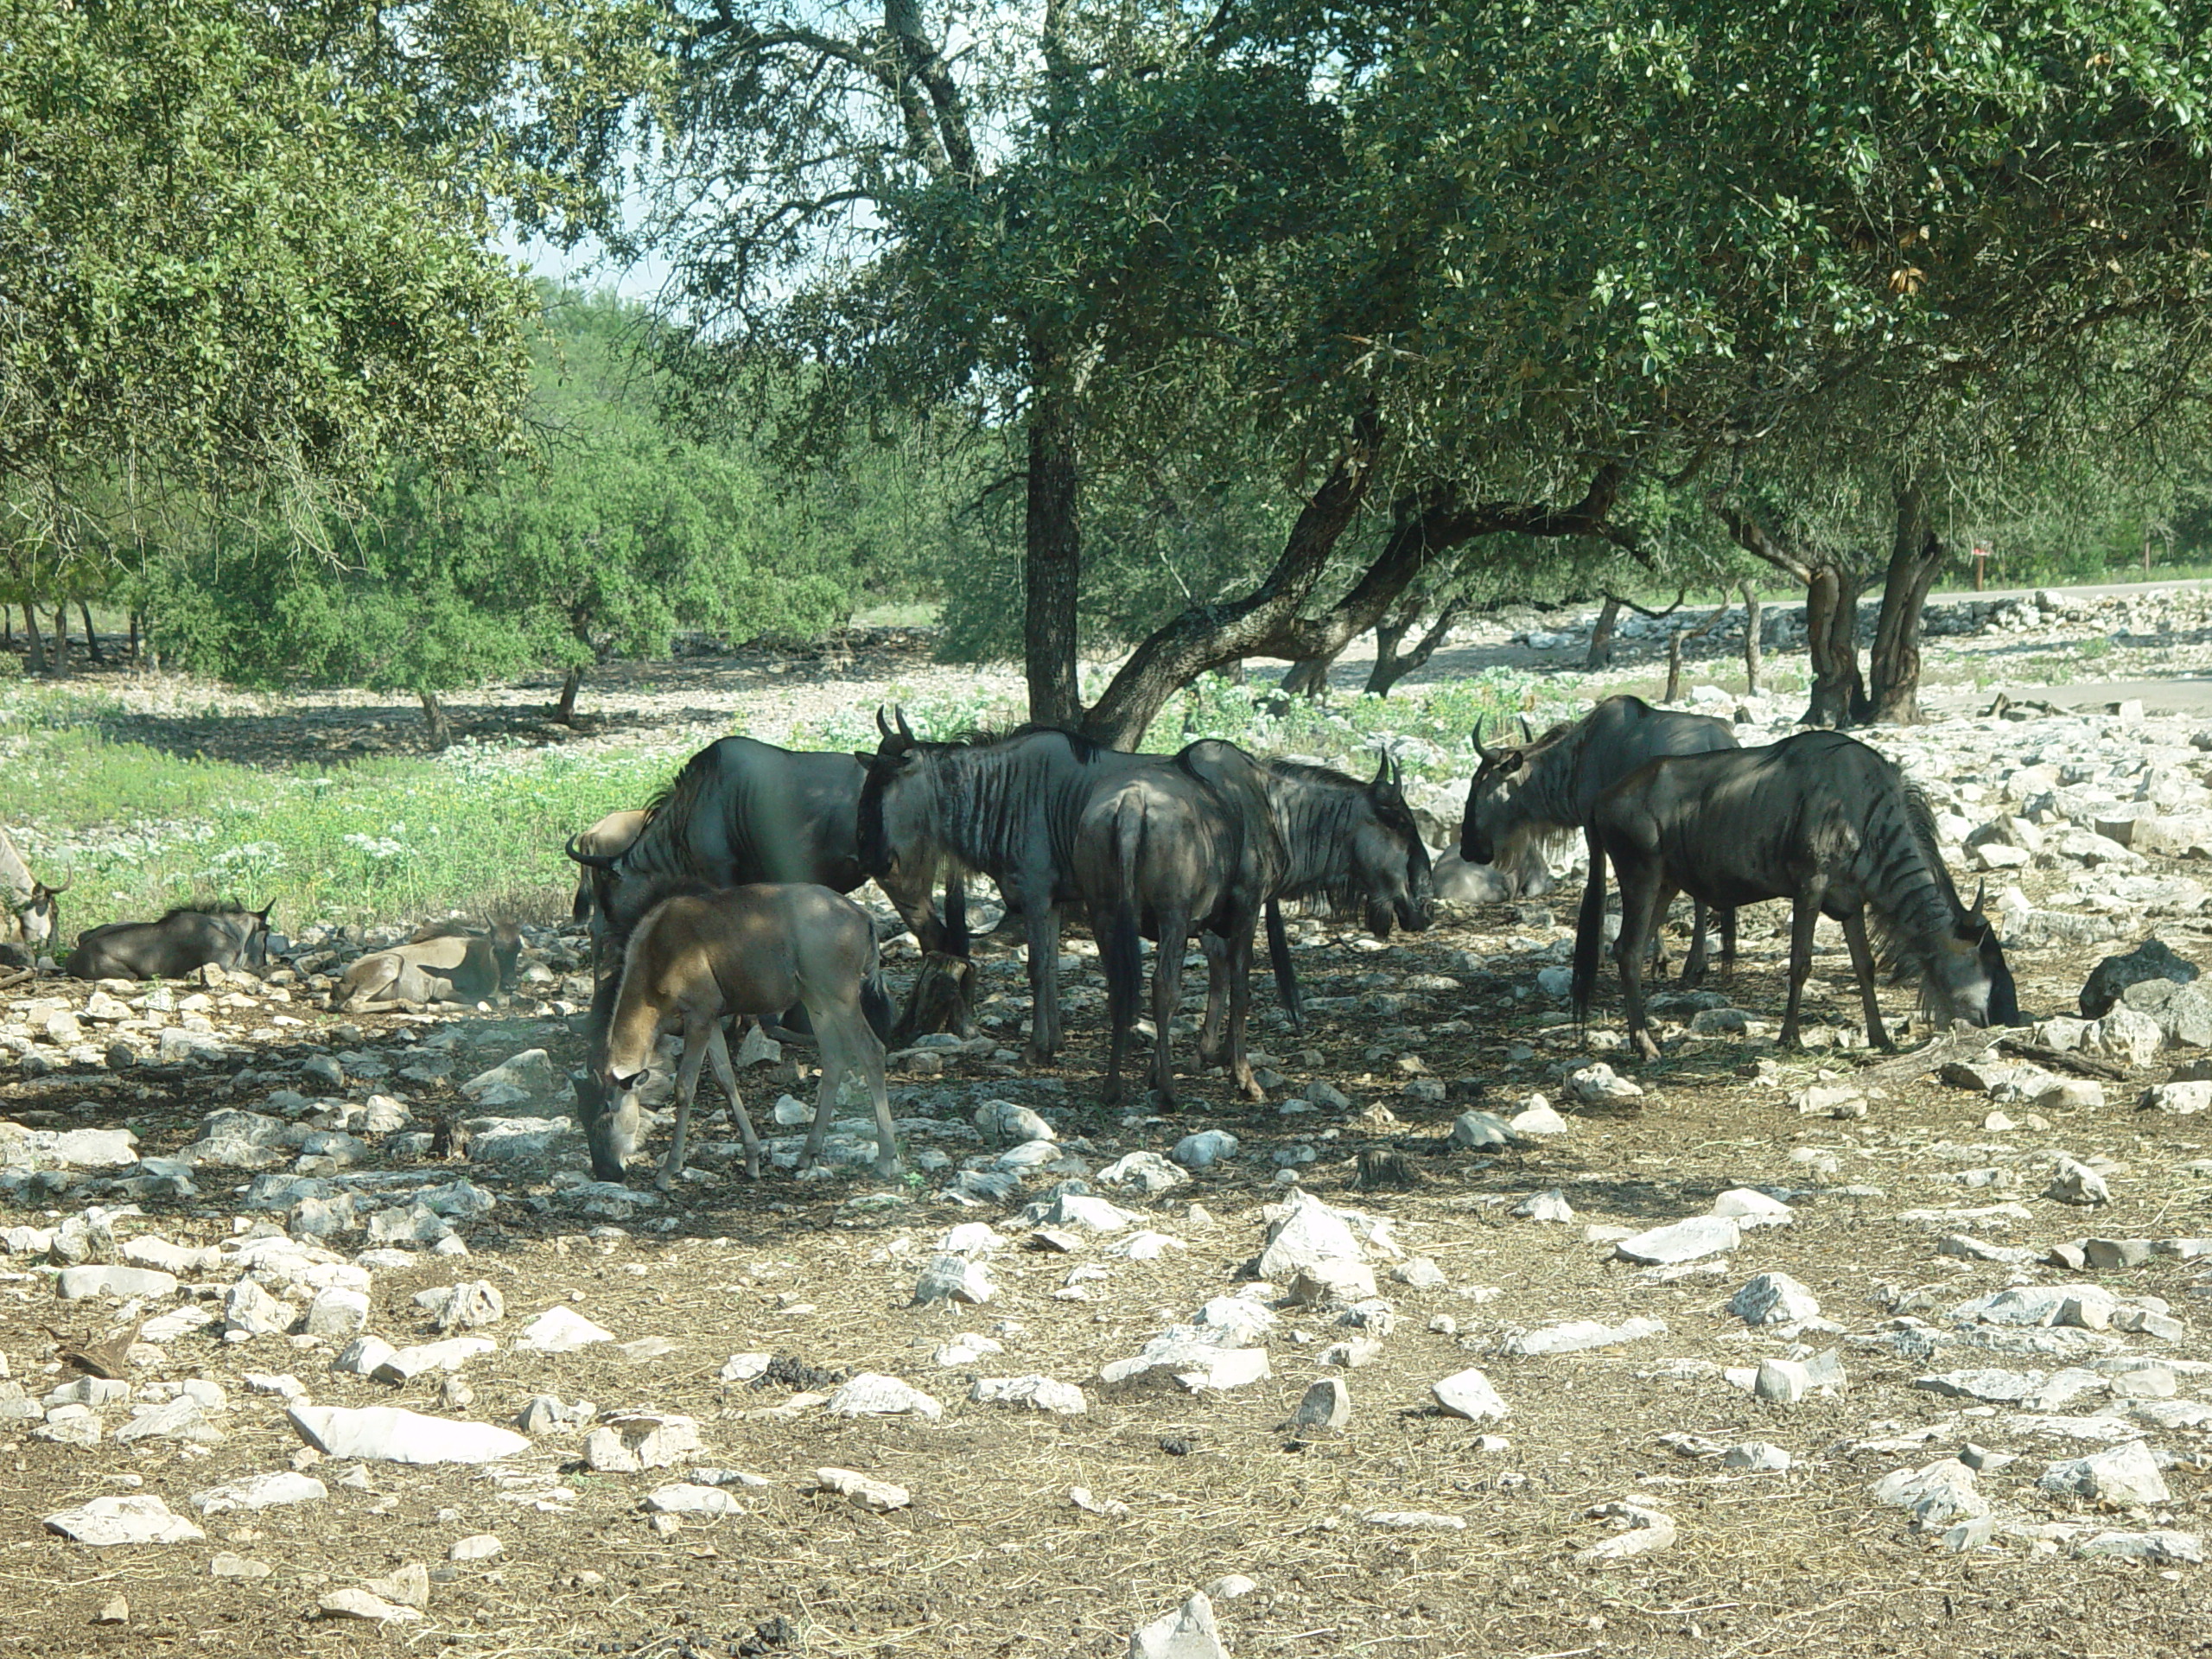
[1471,720,1497,764]
[1520,715,1536,746]
[1969,879,1986,916]
[1372,751,1391,787]
[876,705,898,741]
[895,705,916,743]
[38,874,68,896]
[565,834,619,871]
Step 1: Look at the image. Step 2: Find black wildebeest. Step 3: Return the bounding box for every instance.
[1465,695,1740,982]
[594,884,899,1187]
[563,734,967,1178]
[855,717,1269,1104]
[569,808,646,925]
[336,920,522,1012]
[66,903,273,981]
[1573,731,2018,1058]
[1179,744,1434,1033]
[0,827,66,956]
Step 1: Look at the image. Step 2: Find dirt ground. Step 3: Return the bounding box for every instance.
[9,598,2212,1657]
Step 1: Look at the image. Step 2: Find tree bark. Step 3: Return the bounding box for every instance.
[78,601,102,664]
[1,604,12,648]
[1365,595,1465,696]
[555,664,583,725]
[1023,349,1083,728]
[1802,563,1869,727]
[129,610,141,664]
[419,688,452,748]
[1278,649,1342,698]
[1663,629,1685,702]
[1586,594,1623,668]
[1741,582,1762,694]
[1866,484,1946,724]
[49,606,67,676]
[21,602,43,674]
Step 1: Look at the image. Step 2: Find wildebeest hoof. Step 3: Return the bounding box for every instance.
[1630,1033,1662,1063]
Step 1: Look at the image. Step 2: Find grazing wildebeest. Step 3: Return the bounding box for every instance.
[336,920,522,1012]
[855,717,1269,1103]
[66,903,273,981]
[569,809,646,925]
[1573,731,2018,1058]
[594,884,898,1187]
[1465,696,1741,982]
[0,827,66,954]
[1179,745,1434,1033]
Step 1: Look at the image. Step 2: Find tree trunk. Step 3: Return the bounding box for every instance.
[129,611,141,664]
[1365,596,1465,696]
[49,606,67,676]
[1741,582,1763,694]
[555,664,583,725]
[1363,606,1414,697]
[419,689,451,749]
[22,602,44,674]
[1023,355,1083,728]
[79,601,103,664]
[1663,629,1685,702]
[1866,485,1946,724]
[1278,650,1342,699]
[1,604,11,648]
[1802,562,1869,728]
[1586,594,1623,669]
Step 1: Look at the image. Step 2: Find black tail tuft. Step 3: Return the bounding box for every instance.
[1571,824,1608,1027]
[1264,899,1302,1027]
[861,969,895,1046]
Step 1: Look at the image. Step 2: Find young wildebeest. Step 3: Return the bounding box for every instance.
[336,920,522,1012]
[855,718,1270,1104]
[1465,696,1740,982]
[1180,744,1434,1034]
[0,827,66,957]
[594,884,899,1188]
[66,903,273,981]
[1574,731,2018,1058]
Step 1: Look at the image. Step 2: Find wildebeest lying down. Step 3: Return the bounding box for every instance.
[1179,744,1433,1034]
[856,718,1269,1104]
[336,921,522,1011]
[66,903,273,981]
[0,827,67,956]
[1466,695,1739,982]
[569,809,646,925]
[1573,731,2018,1058]
[589,884,898,1187]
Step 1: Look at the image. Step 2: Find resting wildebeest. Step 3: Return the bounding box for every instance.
[1179,744,1433,1032]
[336,920,522,1012]
[855,717,1269,1103]
[1573,730,2018,1057]
[1465,696,1740,982]
[0,827,66,956]
[594,884,899,1187]
[66,903,273,981]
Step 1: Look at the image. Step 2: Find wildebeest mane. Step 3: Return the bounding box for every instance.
[935,721,1111,762]
[157,901,258,923]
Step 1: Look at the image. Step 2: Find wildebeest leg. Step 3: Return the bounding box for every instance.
[1779,887,1823,1049]
[1148,911,1192,1105]
[845,1011,900,1179]
[1647,883,1678,980]
[1612,857,1666,1061]
[1681,899,1712,987]
[1195,930,1230,1072]
[1097,901,1140,1106]
[1224,913,1261,1100]
[655,1019,714,1192]
[1840,907,1892,1052]
[796,1037,844,1175]
[1024,905,1063,1064]
[1719,906,1738,977]
[702,1020,761,1179]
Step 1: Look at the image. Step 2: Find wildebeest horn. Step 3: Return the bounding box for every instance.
[1471,720,1497,763]
[876,705,898,741]
[38,874,68,895]
[1520,716,1536,745]
[1968,879,1986,917]
[895,706,915,743]
[565,834,619,870]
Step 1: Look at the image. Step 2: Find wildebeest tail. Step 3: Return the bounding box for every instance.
[861,965,895,1046]
[1571,823,1608,1026]
[1264,899,1302,1027]
[1101,798,1147,1039]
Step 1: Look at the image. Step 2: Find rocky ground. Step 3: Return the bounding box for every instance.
[12,603,2212,1656]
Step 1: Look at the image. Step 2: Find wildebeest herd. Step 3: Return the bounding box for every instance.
[12,695,2021,1191]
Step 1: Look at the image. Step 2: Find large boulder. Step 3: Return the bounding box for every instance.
[2082,939,2200,1019]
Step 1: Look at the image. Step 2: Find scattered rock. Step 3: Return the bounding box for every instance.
[44,1496,205,1547]
[316,1587,422,1623]
[2047,1157,2113,1206]
[1432,1368,1510,1422]
[515,1306,613,1353]
[1575,1501,1678,1563]
[1291,1377,1351,1431]
[2082,938,2199,1018]
[1129,1592,1227,1659]
[824,1374,943,1421]
[1614,1216,1740,1266]
[970,1375,1088,1415]
[286,1405,530,1465]
[1730,1272,1820,1325]
[808,1467,910,1512]
[2037,1440,2170,1505]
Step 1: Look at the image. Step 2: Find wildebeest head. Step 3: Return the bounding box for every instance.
[6,874,67,949]
[1460,718,1533,865]
[571,1067,641,1183]
[1926,883,2020,1029]
[854,705,930,880]
[1356,755,1434,937]
[232,904,275,969]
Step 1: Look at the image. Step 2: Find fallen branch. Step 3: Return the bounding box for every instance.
[1855,1024,2006,1086]
[0,967,33,993]
[1999,1039,2127,1082]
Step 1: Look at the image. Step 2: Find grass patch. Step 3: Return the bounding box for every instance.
[2,685,681,934]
